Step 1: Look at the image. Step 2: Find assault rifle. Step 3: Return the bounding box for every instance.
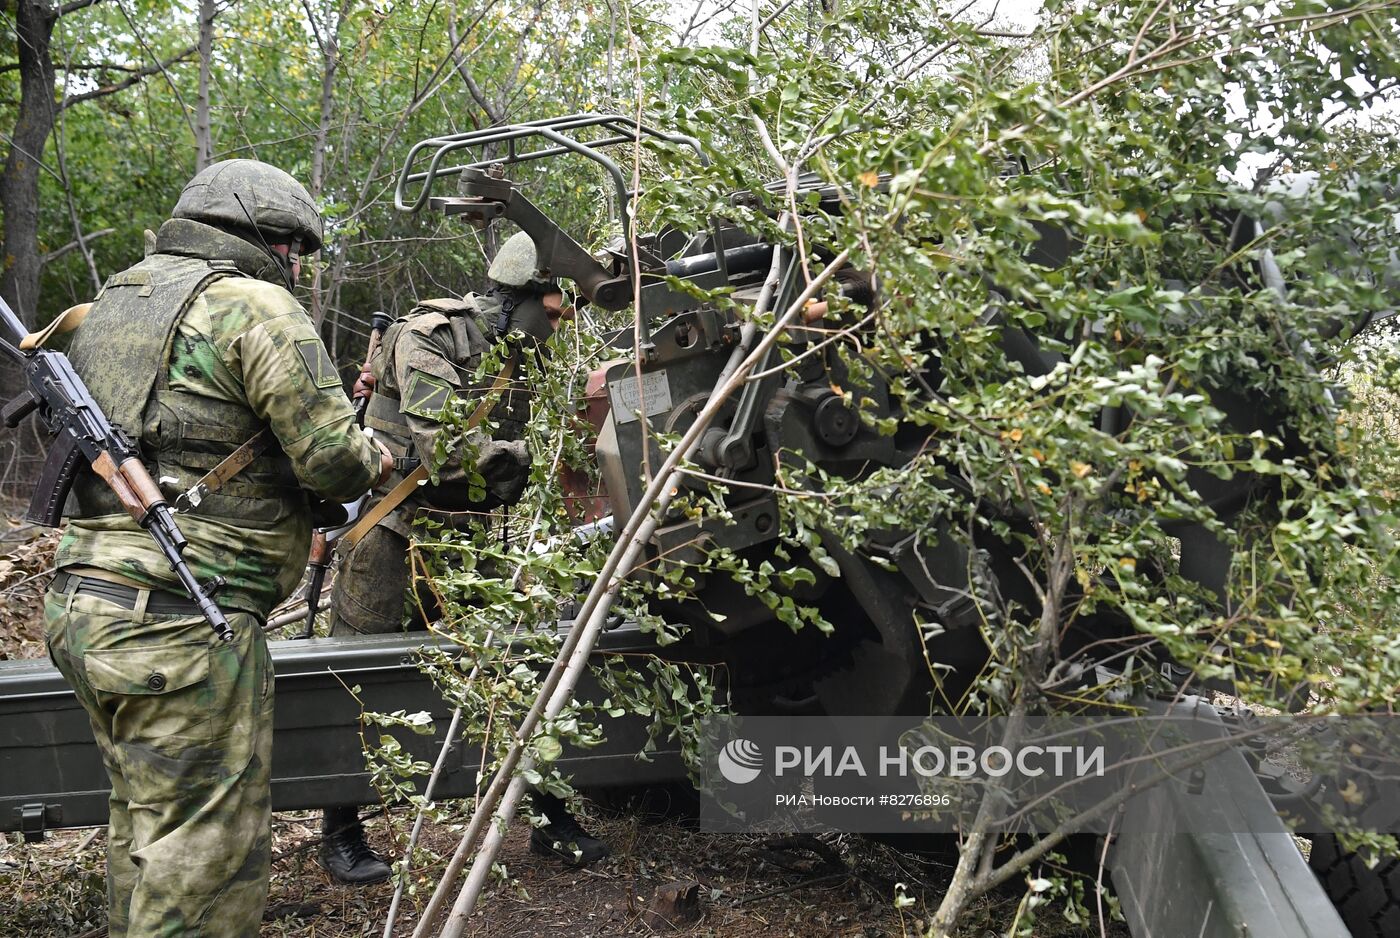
[0,297,234,642]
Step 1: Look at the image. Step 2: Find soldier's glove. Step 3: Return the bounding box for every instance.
[475,439,531,507]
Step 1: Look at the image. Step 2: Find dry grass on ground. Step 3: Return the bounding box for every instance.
[0,519,60,660]
[3,802,1127,938]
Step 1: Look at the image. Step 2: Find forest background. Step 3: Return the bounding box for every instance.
[0,0,693,492]
[0,0,1395,483]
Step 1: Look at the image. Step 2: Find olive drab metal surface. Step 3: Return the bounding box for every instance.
[0,628,682,839]
[1109,700,1352,938]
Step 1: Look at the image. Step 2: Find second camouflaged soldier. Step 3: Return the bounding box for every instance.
[319,231,610,883]
[43,160,392,937]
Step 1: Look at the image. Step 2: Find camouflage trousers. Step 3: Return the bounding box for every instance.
[44,579,274,938]
[329,524,437,636]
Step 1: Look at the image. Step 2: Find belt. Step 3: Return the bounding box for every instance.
[52,571,205,617]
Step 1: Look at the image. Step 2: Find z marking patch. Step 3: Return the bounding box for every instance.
[295,338,343,389]
[403,371,453,418]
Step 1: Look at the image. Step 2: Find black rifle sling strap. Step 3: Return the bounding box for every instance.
[335,354,517,555]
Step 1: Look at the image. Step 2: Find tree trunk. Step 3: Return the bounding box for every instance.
[308,14,338,201]
[0,0,59,414]
[306,0,345,328]
[1,0,60,325]
[194,0,215,171]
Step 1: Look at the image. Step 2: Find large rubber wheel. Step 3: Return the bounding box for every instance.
[1309,835,1400,938]
[1306,747,1400,938]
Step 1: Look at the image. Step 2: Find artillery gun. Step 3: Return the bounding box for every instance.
[397,115,989,717]
[395,115,1304,716]
[395,114,1398,937]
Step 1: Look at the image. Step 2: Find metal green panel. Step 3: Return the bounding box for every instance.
[1108,700,1350,938]
[0,628,683,837]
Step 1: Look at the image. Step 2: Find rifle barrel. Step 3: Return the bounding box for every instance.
[0,296,29,346]
[0,336,23,365]
[149,515,233,642]
[665,243,773,280]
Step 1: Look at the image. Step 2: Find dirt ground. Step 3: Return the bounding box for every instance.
[0,520,1125,937]
[0,518,60,662]
[3,805,1125,938]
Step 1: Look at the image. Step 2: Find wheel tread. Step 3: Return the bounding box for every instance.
[1310,834,1400,938]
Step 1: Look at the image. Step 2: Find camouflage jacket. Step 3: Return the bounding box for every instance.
[362,295,531,537]
[56,219,381,618]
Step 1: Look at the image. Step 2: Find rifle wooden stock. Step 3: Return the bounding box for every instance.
[307,529,331,566]
[300,530,332,638]
[352,311,391,419]
[361,331,383,378]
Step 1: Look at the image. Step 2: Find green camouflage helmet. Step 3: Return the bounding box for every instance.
[173,159,323,253]
[487,232,556,292]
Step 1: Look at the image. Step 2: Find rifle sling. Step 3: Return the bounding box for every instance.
[175,426,275,512]
[20,303,92,351]
[336,355,516,555]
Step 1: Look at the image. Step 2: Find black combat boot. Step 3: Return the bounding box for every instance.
[319,806,392,885]
[528,791,611,866]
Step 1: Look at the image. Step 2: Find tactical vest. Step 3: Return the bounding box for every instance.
[363,295,530,457]
[68,232,298,526]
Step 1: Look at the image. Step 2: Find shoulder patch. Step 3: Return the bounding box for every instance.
[295,337,343,389]
[402,369,452,418]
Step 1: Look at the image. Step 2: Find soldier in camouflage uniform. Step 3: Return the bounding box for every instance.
[319,231,610,883]
[42,160,393,937]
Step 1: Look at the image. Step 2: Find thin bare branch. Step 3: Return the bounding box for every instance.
[58,0,105,16]
[59,41,198,110]
[40,227,115,266]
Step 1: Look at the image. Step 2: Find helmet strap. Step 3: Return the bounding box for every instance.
[495,292,516,340]
[232,191,296,292]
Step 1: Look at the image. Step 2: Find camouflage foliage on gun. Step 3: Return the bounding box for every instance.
[0,296,234,642]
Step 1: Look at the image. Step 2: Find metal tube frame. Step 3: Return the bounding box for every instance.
[395,113,708,251]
